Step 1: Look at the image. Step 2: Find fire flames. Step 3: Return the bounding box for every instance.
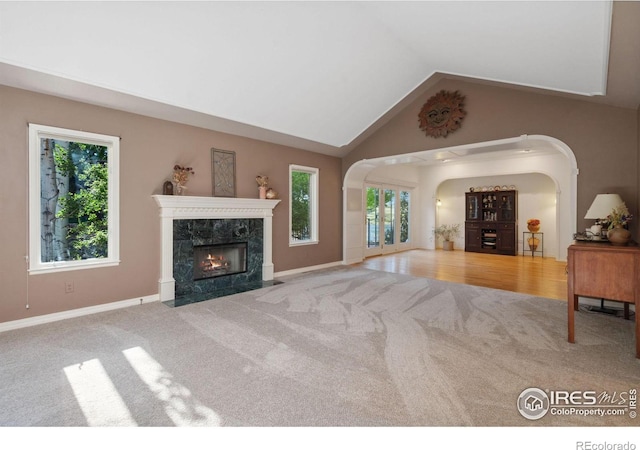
[200,254,230,273]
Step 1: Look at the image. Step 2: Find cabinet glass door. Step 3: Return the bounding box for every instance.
[498,193,515,221]
[467,195,479,220]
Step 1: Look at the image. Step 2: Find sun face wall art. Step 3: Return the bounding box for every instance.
[418,90,467,138]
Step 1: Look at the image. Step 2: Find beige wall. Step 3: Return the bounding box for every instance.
[343,78,639,238]
[2,77,638,324]
[0,85,342,323]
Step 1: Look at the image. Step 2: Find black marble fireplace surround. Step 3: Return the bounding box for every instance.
[171,218,273,306]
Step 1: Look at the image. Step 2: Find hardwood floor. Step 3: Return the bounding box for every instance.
[354,249,568,301]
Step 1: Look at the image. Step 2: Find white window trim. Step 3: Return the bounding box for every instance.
[28,123,120,274]
[289,164,319,247]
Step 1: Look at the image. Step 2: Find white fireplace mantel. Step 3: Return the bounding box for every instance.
[152,195,280,302]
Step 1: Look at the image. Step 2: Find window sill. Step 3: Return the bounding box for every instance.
[29,259,120,275]
[289,240,319,248]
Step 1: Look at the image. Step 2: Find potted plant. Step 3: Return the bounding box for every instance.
[434,224,461,251]
[606,203,633,246]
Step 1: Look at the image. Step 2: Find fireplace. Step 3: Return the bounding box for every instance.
[172,218,262,300]
[152,195,281,306]
[193,242,247,280]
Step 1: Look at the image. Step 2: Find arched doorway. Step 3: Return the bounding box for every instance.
[343,135,577,264]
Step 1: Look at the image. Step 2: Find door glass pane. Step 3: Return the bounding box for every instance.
[400,190,410,243]
[365,187,380,248]
[384,189,395,246]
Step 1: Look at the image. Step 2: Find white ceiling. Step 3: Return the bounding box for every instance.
[0,1,635,157]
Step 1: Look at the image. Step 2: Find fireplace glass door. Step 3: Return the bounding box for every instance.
[193,242,248,280]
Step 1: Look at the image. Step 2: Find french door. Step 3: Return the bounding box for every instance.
[364,184,411,257]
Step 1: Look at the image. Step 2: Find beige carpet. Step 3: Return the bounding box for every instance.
[0,267,638,426]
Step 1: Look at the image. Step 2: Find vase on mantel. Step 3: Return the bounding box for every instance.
[176,184,187,196]
[607,224,631,246]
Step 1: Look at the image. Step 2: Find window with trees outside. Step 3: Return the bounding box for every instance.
[289,165,319,246]
[28,124,120,273]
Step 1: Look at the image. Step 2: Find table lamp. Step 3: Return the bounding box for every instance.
[584,193,624,237]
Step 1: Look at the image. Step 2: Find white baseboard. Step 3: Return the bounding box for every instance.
[0,262,345,332]
[1,262,343,332]
[274,260,344,278]
[344,256,363,265]
[0,294,160,333]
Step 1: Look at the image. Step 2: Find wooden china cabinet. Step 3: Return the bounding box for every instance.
[465,190,518,255]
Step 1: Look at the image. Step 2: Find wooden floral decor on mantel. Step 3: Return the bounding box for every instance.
[418,90,467,138]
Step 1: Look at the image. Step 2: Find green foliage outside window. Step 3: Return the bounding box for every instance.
[291,170,311,240]
[49,141,108,260]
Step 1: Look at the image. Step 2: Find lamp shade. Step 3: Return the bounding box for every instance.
[584,194,624,219]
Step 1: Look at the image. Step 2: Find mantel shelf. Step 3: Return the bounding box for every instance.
[152,195,280,219]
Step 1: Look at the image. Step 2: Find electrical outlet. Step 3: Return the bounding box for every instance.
[65,281,74,293]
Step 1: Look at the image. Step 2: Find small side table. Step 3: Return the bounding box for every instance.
[567,242,640,358]
[523,231,543,257]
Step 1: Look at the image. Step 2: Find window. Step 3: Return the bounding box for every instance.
[289,165,318,246]
[28,124,120,273]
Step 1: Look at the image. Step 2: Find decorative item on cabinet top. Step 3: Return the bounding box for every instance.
[606,202,633,246]
[581,195,633,246]
[469,185,516,193]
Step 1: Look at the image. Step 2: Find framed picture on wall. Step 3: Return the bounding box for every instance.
[211,148,236,197]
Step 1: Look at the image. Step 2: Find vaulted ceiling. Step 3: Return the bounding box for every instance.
[1,1,638,157]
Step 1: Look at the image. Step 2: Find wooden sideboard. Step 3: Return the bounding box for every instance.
[567,241,640,358]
